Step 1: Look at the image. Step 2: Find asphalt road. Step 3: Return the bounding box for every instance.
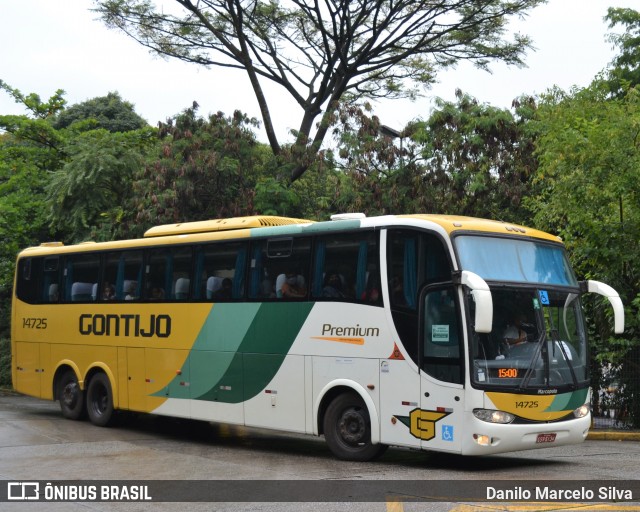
[1,391,639,511]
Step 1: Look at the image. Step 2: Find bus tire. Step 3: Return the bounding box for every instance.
[323,392,387,461]
[57,370,85,421]
[86,372,114,427]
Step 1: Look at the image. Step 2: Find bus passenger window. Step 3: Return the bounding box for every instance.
[311,232,380,304]
[106,251,143,301]
[388,230,451,310]
[42,257,60,303]
[388,232,418,309]
[197,242,247,301]
[63,254,100,302]
[146,246,192,300]
[15,257,40,304]
[250,238,310,300]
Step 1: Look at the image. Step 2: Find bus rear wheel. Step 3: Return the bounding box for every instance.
[323,392,387,461]
[57,370,85,420]
[86,373,114,427]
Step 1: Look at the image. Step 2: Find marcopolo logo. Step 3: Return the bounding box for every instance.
[79,314,171,338]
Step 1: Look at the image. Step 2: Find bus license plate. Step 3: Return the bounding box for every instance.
[536,433,557,444]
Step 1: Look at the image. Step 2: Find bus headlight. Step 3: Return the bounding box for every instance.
[573,403,590,419]
[473,409,515,424]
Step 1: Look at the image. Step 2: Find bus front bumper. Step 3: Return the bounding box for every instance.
[460,413,591,456]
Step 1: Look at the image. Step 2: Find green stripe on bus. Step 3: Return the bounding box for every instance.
[545,388,588,412]
[152,303,260,399]
[192,302,314,403]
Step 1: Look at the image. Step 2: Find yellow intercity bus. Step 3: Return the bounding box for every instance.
[11,213,624,460]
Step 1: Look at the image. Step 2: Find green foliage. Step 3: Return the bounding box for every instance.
[0,337,10,388]
[529,83,640,285]
[414,91,537,221]
[529,81,640,426]
[254,177,301,217]
[124,106,264,234]
[0,82,152,344]
[52,91,148,132]
[47,127,158,241]
[95,0,546,180]
[329,94,537,220]
[0,85,66,342]
[606,8,640,95]
[0,80,66,119]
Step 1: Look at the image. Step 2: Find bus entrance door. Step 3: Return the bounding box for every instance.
[418,285,464,453]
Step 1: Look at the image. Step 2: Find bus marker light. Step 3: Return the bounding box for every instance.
[367,384,375,390]
[473,434,492,446]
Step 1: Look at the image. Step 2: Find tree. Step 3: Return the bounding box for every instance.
[413,90,537,221]
[327,92,537,219]
[606,7,640,95]
[52,91,148,132]
[0,84,67,362]
[0,83,68,284]
[95,0,546,181]
[124,105,265,234]
[46,127,157,241]
[528,81,640,426]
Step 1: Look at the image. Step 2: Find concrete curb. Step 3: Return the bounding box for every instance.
[587,430,640,441]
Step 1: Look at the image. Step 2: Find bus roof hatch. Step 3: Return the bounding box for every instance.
[143,215,313,238]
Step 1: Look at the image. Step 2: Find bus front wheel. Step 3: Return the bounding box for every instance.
[323,392,387,461]
[86,373,114,427]
[57,370,85,420]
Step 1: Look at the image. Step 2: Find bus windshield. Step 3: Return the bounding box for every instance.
[455,235,577,286]
[470,288,589,391]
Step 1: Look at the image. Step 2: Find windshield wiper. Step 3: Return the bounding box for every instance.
[549,327,578,388]
[520,328,544,389]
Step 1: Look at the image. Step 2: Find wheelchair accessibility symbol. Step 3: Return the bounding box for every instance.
[442,425,454,442]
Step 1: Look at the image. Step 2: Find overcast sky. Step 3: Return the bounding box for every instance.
[1,1,637,142]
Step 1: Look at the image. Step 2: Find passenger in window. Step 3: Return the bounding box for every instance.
[390,276,405,305]
[150,286,165,300]
[502,313,530,347]
[124,281,138,301]
[212,278,232,300]
[102,283,115,300]
[280,272,306,298]
[361,275,381,303]
[322,273,345,299]
[49,284,59,303]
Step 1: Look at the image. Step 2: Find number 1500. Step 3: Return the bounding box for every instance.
[498,368,518,378]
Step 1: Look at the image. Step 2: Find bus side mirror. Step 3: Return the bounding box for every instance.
[460,271,493,333]
[581,280,625,334]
